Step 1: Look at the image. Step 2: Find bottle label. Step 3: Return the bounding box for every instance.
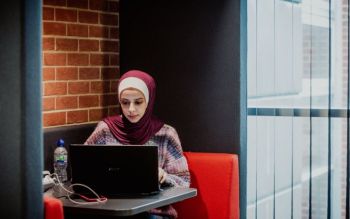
[55,155,67,162]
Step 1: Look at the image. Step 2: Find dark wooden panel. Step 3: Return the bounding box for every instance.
[120,0,241,154]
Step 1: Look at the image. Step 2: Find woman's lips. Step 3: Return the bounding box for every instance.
[128,115,138,119]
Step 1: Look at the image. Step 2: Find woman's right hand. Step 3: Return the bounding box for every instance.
[158,168,167,184]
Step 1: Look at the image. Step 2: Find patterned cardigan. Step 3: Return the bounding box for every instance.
[84,121,190,218]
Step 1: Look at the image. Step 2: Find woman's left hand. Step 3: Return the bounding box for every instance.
[158,168,167,183]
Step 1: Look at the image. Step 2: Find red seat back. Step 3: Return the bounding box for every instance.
[174,152,240,219]
[44,196,64,219]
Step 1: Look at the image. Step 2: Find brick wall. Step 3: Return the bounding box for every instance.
[42,0,120,127]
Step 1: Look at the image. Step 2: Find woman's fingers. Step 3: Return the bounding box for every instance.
[160,171,167,183]
[159,168,167,183]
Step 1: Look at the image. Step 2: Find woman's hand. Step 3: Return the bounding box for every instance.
[158,168,167,184]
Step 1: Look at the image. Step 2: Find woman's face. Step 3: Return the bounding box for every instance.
[119,88,147,123]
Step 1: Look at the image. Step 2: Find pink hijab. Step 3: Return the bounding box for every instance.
[103,70,164,144]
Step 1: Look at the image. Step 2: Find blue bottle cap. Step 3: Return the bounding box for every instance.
[56,139,65,147]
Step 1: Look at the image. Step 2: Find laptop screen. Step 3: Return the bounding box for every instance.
[69,144,160,197]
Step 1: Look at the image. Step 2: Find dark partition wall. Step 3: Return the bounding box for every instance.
[120,0,242,153]
[120,0,246,217]
[0,1,42,218]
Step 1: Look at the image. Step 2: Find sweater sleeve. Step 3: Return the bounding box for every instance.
[162,127,190,188]
[84,121,108,144]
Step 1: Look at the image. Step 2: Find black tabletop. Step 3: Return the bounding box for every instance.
[46,186,197,217]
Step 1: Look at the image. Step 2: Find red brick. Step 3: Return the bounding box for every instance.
[99,13,118,26]
[79,67,100,79]
[43,37,55,51]
[56,67,78,80]
[68,81,90,94]
[68,53,89,65]
[43,53,66,66]
[43,112,66,127]
[67,0,88,9]
[91,81,110,93]
[67,24,88,37]
[109,54,119,65]
[109,27,119,39]
[89,0,108,11]
[56,38,78,51]
[110,80,118,92]
[67,110,88,124]
[43,7,54,20]
[43,97,55,111]
[108,1,119,12]
[43,22,66,36]
[89,26,109,38]
[79,11,99,24]
[79,39,99,51]
[89,108,108,121]
[56,96,78,109]
[79,95,99,107]
[100,40,118,52]
[101,67,118,79]
[100,94,118,106]
[44,82,67,96]
[43,67,55,81]
[43,0,66,7]
[55,8,77,22]
[90,54,109,66]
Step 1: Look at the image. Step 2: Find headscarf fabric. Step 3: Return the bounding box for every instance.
[103,70,164,144]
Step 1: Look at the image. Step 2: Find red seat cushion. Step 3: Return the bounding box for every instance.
[174,152,239,219]
[43,196,64,219]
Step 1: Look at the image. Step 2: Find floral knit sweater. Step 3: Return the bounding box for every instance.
[84,121,190,218]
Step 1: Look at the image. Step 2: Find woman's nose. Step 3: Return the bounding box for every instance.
[128,103,135,112]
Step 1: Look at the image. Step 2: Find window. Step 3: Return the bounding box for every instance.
[247,0,349,218]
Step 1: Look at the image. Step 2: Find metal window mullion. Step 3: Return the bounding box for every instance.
[291,4,295,219]
[255,0,259,218]
[327,0,332,218]
[309,1,313,217]
[273,0,276,217]
[346,0,350,217]
[247,108,350,118]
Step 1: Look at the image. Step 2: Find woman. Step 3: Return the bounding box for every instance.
[85,70,190,219]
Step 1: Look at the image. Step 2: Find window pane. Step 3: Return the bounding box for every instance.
[256,116,275,218]
[311,118,329,218]
[247,0,349,218]
[248,1,306,108]
[330,118,348,219]
[290,117,309,219]
[330,0,348,109]
[275,117,293,218]
[247,116,257,218]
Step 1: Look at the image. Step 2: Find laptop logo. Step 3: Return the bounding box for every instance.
[108,167,121,174]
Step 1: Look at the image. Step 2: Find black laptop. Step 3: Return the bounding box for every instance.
[69,144,160,197]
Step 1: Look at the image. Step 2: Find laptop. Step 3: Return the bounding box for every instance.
[69,144,160,197]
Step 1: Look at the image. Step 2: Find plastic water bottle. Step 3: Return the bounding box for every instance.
[53,139,68,182]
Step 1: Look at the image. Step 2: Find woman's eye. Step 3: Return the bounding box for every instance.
[135,100,144,105]
[121,100,129,105]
